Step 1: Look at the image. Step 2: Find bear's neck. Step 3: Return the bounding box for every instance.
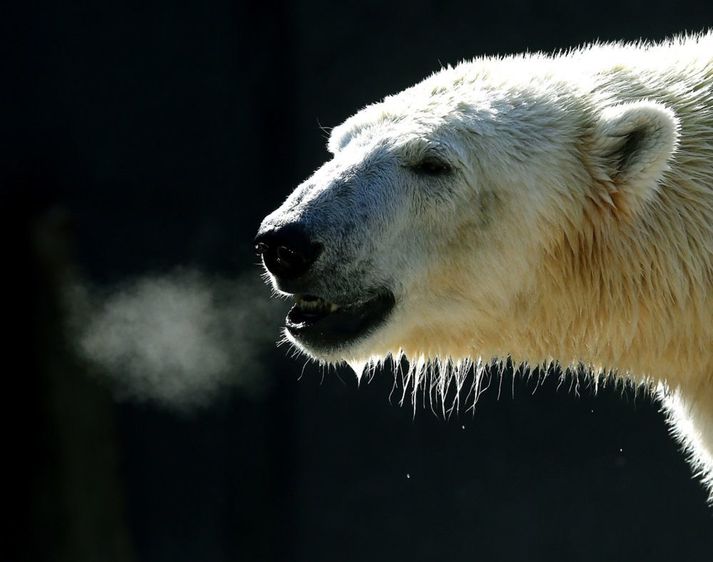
[513,190,713,387]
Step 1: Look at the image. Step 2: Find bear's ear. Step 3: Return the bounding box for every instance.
[591,100,679,210]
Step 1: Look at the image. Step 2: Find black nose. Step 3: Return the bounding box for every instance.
[254,223,323,280]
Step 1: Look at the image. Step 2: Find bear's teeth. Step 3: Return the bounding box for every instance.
[295,295,338,313]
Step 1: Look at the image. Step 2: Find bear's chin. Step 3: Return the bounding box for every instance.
[284,289,396,355]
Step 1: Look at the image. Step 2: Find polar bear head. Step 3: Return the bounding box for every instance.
[256,60,679,368]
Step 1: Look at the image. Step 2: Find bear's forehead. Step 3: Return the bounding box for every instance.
[328,56,585,154]
[330,107,470,155]
[379,67,500,121]
[329,72,500,153]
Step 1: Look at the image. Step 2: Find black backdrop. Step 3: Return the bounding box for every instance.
[7,2,713,561]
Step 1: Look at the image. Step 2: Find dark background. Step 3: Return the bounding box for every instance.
[7,2,713,561]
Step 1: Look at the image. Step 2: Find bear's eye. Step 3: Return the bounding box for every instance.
[410,156,452,176]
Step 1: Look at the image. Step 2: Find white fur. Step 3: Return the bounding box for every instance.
[262,32,713,499]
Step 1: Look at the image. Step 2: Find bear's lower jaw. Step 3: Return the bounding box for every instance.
[285,289,396,353]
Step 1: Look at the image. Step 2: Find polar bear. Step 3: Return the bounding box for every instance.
[256,32,713,498]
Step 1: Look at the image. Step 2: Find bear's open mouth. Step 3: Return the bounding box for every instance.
[285,290,395,351]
